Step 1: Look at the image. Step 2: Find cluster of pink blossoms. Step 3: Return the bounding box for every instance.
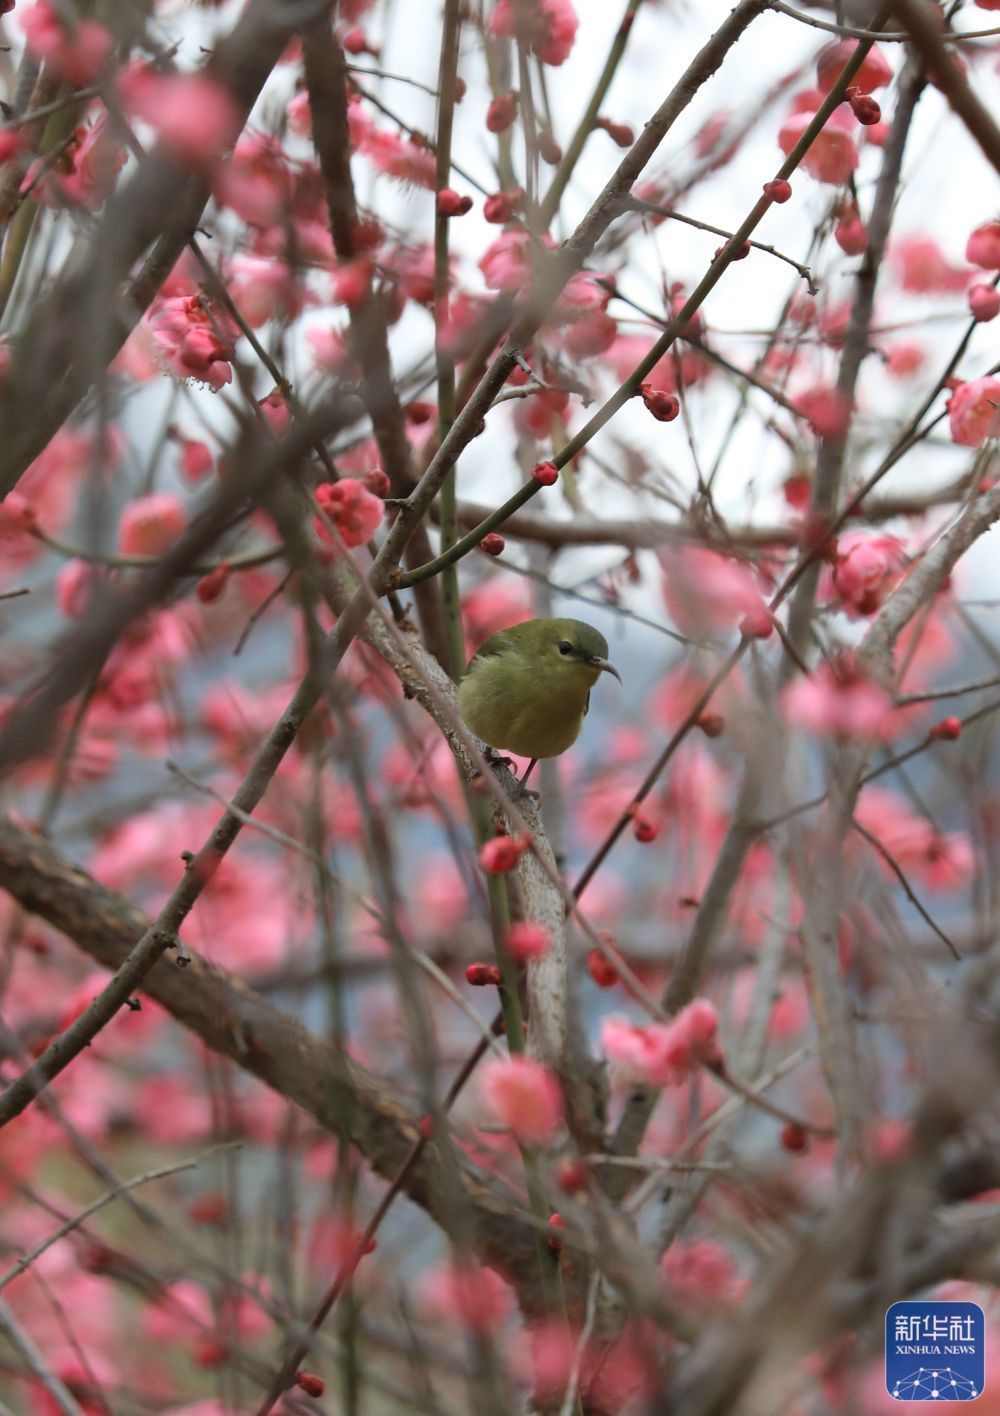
[601,999,722,1088]
[314,478,385,549]
[148,295,238,390]
[489,0,578,66]
[777,40,892,186]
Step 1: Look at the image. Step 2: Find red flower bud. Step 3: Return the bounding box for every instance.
[547,1212,566,1252]
[418,1113,434,1140]
[848,91,881,125]
[928,716,962,742]
[189,1192,229,1225]
[404,399,436,424]
[697,711,725,738]
[639,383,679,422]
[465,962,503,986]
[343,27,377,56]
[484,188,523,224]
[195,564,230,603]
[780,1123,809,1154]
[486,91,518,134]
[531,460,559,486]
[586,947,619,989]
[363,466,392,498]
[296,1372,326,1399]
[740,607,774,639]
[764,178,792,204]
[631,812,659,843]
[479,532,505,556]
[555,1157,588,1194]
[437,188,469,218]
[969,284,1000,323]
[597,116,634,147]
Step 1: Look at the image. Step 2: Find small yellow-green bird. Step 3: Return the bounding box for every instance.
[458,618,621,777]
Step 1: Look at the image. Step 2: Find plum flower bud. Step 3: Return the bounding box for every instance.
[531,460,559,486]
[486,91,519,134]
[586,945,619,988]
[555,1157,587,1194]
[479,532,506,556]
[343,26,378,56]
[481,1054,563,1145]
[363,466,392,498]
[697,711,725,738]
[631,810,659,843]
[966,220,1000,270]
[847,91,881,126]
[968,284,1000,323]
[466,962,503,986]
[296,1373,326,1398]
[835,209,868,256]
[196,564,230,603]
[484,188,523,224]
[639,383,679,422]
[546,1213,566,1252]
[596,116,633,147]
[479,831,531,873]
[740,606,774,639]
[437,188,472,217]
[928,716,962,742]
[781,1123,809,1154]
[763,178,792,204]
[507,921,552,962]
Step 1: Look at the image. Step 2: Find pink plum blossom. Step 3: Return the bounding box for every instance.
[481,1054,563,1144]
[892,236,969,294]
[660,1239,744,1302]
[827,533,906,617]
[118,493,187,556]
[19,0,112,84]
[948,377,1000,448]
[782,656,903,741]
[149,295,236,389]
[314,478,384,548]
[661,547,768,636]
[118,66,241,169]
[420,1261,513,1333]
[778,105,858,185]
[854,787,976,893]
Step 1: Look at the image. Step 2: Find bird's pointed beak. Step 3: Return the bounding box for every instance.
[591,657,622,684]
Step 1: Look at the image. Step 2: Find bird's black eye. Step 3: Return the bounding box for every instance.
[558,641,573,656]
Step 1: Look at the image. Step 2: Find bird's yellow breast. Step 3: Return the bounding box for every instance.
[458,652,597,759]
